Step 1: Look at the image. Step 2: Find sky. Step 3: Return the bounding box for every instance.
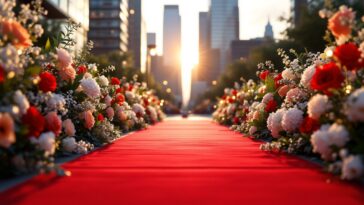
[143,0,291,105]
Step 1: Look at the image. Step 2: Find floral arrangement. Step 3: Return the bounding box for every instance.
[213,5,364,181]
[0,0,165,178]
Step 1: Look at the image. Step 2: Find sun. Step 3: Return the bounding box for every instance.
[180,42,198,107]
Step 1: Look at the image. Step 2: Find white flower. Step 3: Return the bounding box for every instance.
[267,109,286,138]
[33,24,44,37]
[88,63,97,72]
[47,93,65,111]
[62,137,77,153]
[56,48,72,69]
[262,93,273,104]
[249,126,257,135]
[311,125,332,160]
[98,75,109,87]
[227,104,236,115]
[38,132,56,156]
[328,123,349,147]
[282,108,304,132]
[282,69,296,80]
[307,94,332,120]
[341,155,364,180]
[346,88,364,122]
[13,90,29,115]
[80,78,101,98]
[125,91,135,101]
[132,103,145,116]
[300,65,316,88]
[147,106,158,122]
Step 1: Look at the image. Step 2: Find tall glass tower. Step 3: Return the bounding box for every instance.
[209,0,239,72]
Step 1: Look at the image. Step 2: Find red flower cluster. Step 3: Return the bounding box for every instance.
[311,62,344,94]
[299,117,320,134]
[38,72,57,92]
[112,93,125,105]
[22,106,45,138]
[97,113,104,122]
[334,43,363,70]
[233,117,240,124]
[0,65,4,83]
[231,89,238,96]
[259,70,270,81]
[77,65,87,74]
[274,73,283,88]
[265,99,278,113]
[111,77,120,85]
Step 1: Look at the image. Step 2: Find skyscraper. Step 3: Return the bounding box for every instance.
[89,0,129,54]
[163,5,182,97]
[264,19,274,39]
[128,0,147,73]
[209,0,239,72]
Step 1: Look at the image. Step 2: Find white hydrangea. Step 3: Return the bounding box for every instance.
[125,91,135,101]
[267,109,286,138]
[328,123,349,147]
[300,65,316,88]
[80,78,101,98]
[346,88,364,122]
[47,93,66,111]
[341,155,364,180]
[307,94,332,120]
[282,108,304,132]
[227,104,236,116]
[282,69,297,80]
[98,75,109,87]
[311,125,332,160]
[62,137,77,153]
[13,90,29,115]
[147,106,158,122]
[38,132,56,156]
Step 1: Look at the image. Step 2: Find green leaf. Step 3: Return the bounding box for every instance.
[265,76,276,93]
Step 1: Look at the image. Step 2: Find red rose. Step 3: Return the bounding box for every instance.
[274,73,283,88]
[38,72,57,92]
[311,62,344,94]
[221,95,227,100]
[227,96,235,103]
[259,70,270,81]
[111,77,120,85]
[97,113,104,122]
[233,117,240,124]
[143,98,150,106]
[77,65,87,74]
[265,99,278,113]
[113,93,125,105]
[45,112,62,136]
[128,84,133,91]
[299,117,320,134]
[115,87,123,94]
[22,106,45,138]
[334,43,363,70]
[0,65,4,83]
[231,89,238,96]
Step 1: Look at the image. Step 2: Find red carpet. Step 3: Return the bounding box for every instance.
[1,117,363,205]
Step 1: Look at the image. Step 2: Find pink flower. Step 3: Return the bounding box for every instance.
[0,113,16,148]
[1,19,32,49]
[62,119,76,137]
[59,66,76,82]
[106,107,115,119]
[56,48,73,69]
[104,95,112,106]
[45,112,62,136]
[285,88,306,103]
[328,6,355,39]
[278,85,290,97]
[117,110,128,121]
[82,110,95,130]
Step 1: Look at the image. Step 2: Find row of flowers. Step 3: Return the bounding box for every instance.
[213,5,364,180]
[0,0,165,177]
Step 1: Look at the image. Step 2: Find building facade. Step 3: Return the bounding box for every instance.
[163,5,182,97]
[209,0,239,73]
[44,0,89,51]
[89,0,129,54]
[128,0,147,73]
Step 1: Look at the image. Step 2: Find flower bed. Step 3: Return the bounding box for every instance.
[0,0,165,178]
[213,5,364,181]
